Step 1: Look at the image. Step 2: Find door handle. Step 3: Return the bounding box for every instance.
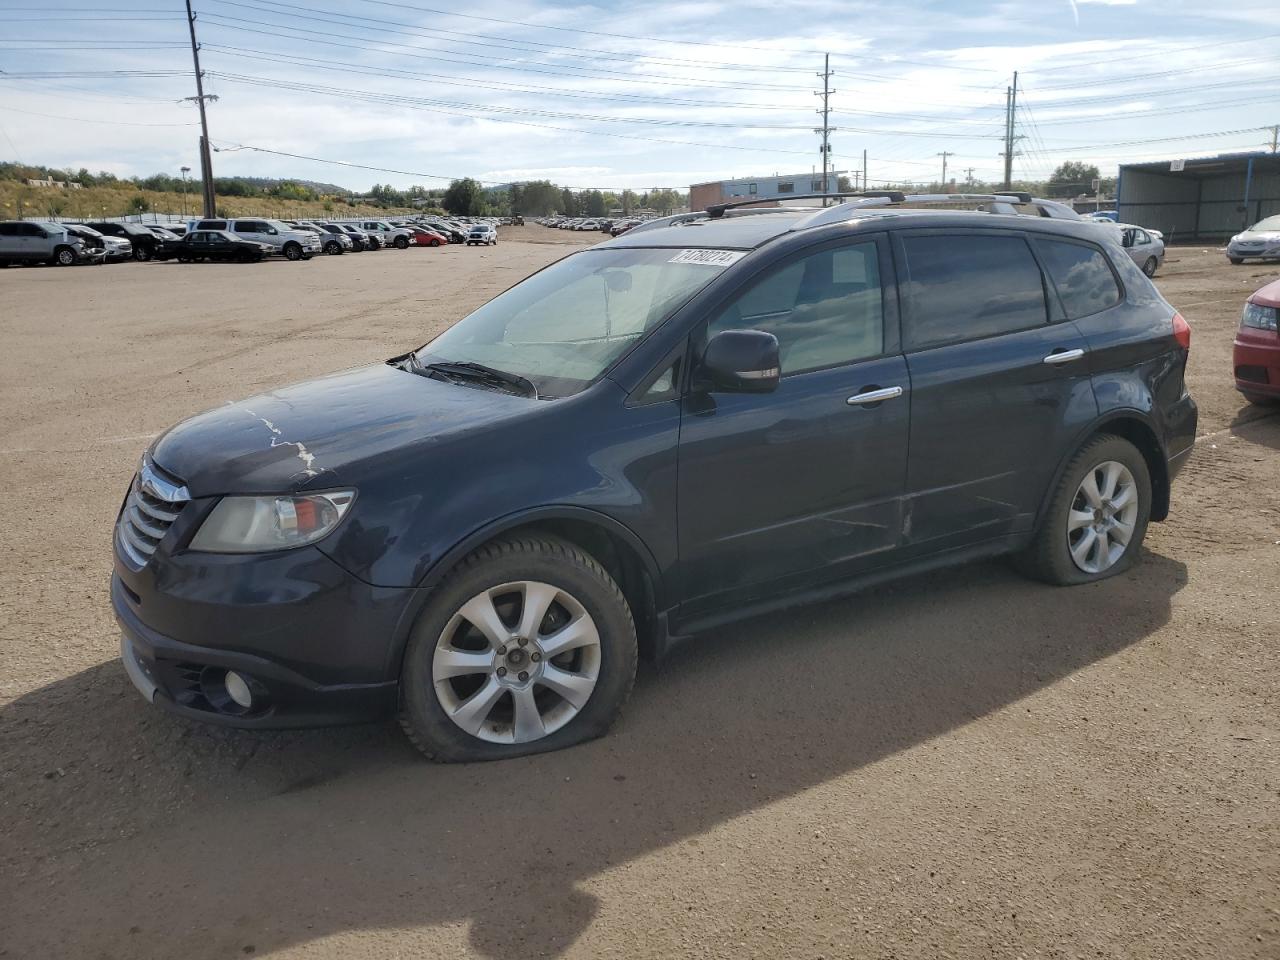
[847,386,904,406]
[1042,348,1085,365]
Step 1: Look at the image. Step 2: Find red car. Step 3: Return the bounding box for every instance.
[1234,277,1280,404]
[409,227,448,248]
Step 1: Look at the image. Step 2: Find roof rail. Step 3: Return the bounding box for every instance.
[791,192,1082,230]
[705,191,906,218]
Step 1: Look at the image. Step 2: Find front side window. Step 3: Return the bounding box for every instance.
[1034,238,1121,320]
[901,234,1047,350]
[418,247,731,398]
[776,182,794,194]
[707,241,884,375]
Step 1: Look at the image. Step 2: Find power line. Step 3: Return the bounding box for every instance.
[0,104,197,126]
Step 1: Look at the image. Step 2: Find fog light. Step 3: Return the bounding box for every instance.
[225,670,253,709]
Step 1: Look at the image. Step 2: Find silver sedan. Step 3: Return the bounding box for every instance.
[1116,223,1165,277]
[1227,215,1280,265]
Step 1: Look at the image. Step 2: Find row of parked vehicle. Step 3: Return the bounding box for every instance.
[537,216,654,237]
[0,214,506,267]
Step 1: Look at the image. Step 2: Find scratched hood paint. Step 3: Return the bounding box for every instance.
[150,363,537,496]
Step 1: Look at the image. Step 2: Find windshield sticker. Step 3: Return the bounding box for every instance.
[668,249,746,266]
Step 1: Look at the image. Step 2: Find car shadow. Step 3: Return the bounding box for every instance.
[1229,404,1280,451]
[1,551,1187,958]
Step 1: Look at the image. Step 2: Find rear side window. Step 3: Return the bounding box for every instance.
[198,220,227,230]
[708,241,885,375]
[901,234,1047,350]
[1034,238,1122,319]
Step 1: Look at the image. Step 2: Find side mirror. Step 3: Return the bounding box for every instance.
[697,329,781,394]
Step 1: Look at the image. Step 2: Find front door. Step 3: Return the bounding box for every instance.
[893,229,1098,551]
[676,235,910,615]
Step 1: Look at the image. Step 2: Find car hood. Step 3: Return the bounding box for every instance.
[1234,230,1280,243]
[149,363,540,496]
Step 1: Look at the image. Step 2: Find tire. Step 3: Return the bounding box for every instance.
[395,236,410,249]
[52,246,76,266]
[430,238,440,247]
[1016,434,1152,586]
[1229,257,1244,265]
[177,255,191,264]
[399,535,639,762]
[325,241,342,255]
[283,242,303,261]
[1142,257,1158,277]
[133,246,152,262]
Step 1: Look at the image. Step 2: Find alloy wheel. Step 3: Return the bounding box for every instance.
[432,580,602,744]
[1067,460,1139,574]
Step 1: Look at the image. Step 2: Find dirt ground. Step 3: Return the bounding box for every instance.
[1,229,1277,959]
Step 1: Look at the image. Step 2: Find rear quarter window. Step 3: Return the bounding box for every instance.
[1033,238,1122,319]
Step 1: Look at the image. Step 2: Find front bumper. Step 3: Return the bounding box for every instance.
[1234,330,1280,397]
[111,535,415,726]
[1227,241,1280,261]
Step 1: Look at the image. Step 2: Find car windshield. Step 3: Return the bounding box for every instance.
[416,247,734,397]
[1248,215,1280,232]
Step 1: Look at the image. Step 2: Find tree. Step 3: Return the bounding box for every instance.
[443,177,485,215]
[561,187,578,216]
[837,175,854,192]
[620,189,637,214]
[583,189,606,217]
[129,195,151,214]
[1047,161,1100,198]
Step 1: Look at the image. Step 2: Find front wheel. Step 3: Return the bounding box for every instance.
[325,241,342,255]
[395,236,410,249]
[1016,434,1151,585]
[1229,257,1244,265]
[430,238,440,247]
[283,242,303,261]
[53,247,76,266]
[133,246,152,262]
[399,536,638,762]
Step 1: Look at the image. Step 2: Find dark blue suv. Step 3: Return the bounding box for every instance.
[113,196,1197,761]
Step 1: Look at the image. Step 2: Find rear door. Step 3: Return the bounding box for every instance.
[676,234,910,614]
[894,229,1097,552]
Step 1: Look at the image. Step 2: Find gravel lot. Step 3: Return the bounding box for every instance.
[1,229,1277,959]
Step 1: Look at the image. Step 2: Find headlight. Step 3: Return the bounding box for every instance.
[1242,302,1279,332]
[189,490,355,553]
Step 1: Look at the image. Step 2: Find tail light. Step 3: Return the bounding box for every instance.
[1172,312,1191,351]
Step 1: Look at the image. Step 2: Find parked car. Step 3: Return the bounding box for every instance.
[0,220,90,266]
[145,225,183,242]
[113,196,1196,762]
[84,221,162,261]
[466,224,497,245]
[330,223,373,251]
[1227,215,1280,265]
[1116,223,1165,277]
[611,220,639,237]
[408,226,448,247]
[63,224,113,264]
[1233,277,1280,405]
[355,220,414,249]
[305,222,354,255]
[1087,210,1119,222]
[423,221,465,243]
[162,229,272,263]
[188,218,319,261]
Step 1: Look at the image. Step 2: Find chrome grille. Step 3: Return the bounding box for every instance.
[116,459,191,570]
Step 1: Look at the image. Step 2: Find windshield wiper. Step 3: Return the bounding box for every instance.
[418,360,539,399]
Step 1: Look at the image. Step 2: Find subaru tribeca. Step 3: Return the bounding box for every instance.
[113,195,1197,761]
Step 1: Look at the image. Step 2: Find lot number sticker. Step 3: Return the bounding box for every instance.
[668,249,746,266]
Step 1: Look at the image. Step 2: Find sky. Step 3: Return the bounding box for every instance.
[0,0,1277,193]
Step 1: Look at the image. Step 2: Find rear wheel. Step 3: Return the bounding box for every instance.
[1017,434,1151,585]
[1142,257,1158,277]
[399,535,638,762]
[283,242,303,261]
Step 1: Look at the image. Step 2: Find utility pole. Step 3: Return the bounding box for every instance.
[1002,71,1019,190]
[814,54,835,203]
[862,148,867,192]
[964,166,975,188]
[1269,124,1279,153]
[937,151,955,192]
[184,0,217,218]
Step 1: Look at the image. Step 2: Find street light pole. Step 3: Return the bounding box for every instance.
[180,166,191,218]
